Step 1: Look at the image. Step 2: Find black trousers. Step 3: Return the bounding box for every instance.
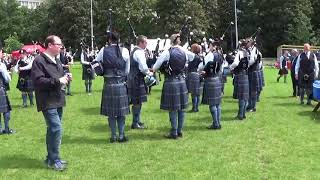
[290,71,299,96]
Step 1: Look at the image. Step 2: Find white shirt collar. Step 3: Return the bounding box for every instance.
[43,52,57,64]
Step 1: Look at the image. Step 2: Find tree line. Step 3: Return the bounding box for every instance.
[0,0,319,56]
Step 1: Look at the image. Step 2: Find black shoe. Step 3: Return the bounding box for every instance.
[164,133,177,139]
[23,104,27,108]
[118,136,129,143]
[109,137,117,143]
[235,116,243,120]
[207,125,221,130]
[177,132,183,138]
[3,129,15,134]
[300,101,305,105]
[131,124,145,129]
[249,108,256,112]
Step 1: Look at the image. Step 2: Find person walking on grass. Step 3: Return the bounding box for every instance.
[93,31,131,143]
[186,43,203,113]
[0,54,14,135]
[127,35,153,129]
[152,33,195,139]
[295,43,319,105]
[198,40,223,130]
[277,50,290,83]
[290,49,299,97]
[230,39,250,120]
[31,35,70,171]
[14,49,35,107]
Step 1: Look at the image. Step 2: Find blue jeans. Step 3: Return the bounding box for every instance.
[209,104,221,127]
[0,111,10,130]
[238,100,248,118]
[108,116,125,138]
[169,110,185,135]
[132,104,142,125]
[42,108,63,162]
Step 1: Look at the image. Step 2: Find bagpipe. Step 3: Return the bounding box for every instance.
[127,16,156,87]
[90,9,114,76]
[160,16,192,76]
[80,39,95,74]
[205,23,234,77]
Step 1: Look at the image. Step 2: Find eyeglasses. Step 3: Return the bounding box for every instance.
[52,43,63,47]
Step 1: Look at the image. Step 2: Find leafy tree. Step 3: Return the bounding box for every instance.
[94,0,156,47]
[155,0,210,44]
[0,0,26,43]
[284,0,314,45]
[4,33,23,53]
[311,0,320,45]
[19,2,50,44]
[46,0,91,48]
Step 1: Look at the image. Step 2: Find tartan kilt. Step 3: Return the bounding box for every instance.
[233,73,249,100]
[100,82,129,117]
[82,65,95,80]
[160,76,188,111]
[202,76,222,105]
[16,76,34,92]
[0,87,11,113]
[186,72,201,96]
[248,70,260,97]
[127,75,147,105]
[278,68,288,75]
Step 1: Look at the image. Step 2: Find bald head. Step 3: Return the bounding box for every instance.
[304,43,311,52]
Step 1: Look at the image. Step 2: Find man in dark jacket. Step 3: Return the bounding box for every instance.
[31,35,69,171]
[290,49,299,97]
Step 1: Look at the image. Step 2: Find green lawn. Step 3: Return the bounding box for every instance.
[0,65,319,179]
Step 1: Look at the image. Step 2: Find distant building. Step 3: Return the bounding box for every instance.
[17,0,43,9]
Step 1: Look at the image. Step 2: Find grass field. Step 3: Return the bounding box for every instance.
[0,64,319,179]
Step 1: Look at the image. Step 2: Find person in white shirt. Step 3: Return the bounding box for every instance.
[186,43,203,112]
[152,33,195,139]
[295,43,319,105]
[127,35,153,129]
[230,39,250,120]
[198,41,223,129]
[277,50,290,83]
[14,49,35,107]
[81,47,95,95]
[93,31,130,143]
[0,55,13,134]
